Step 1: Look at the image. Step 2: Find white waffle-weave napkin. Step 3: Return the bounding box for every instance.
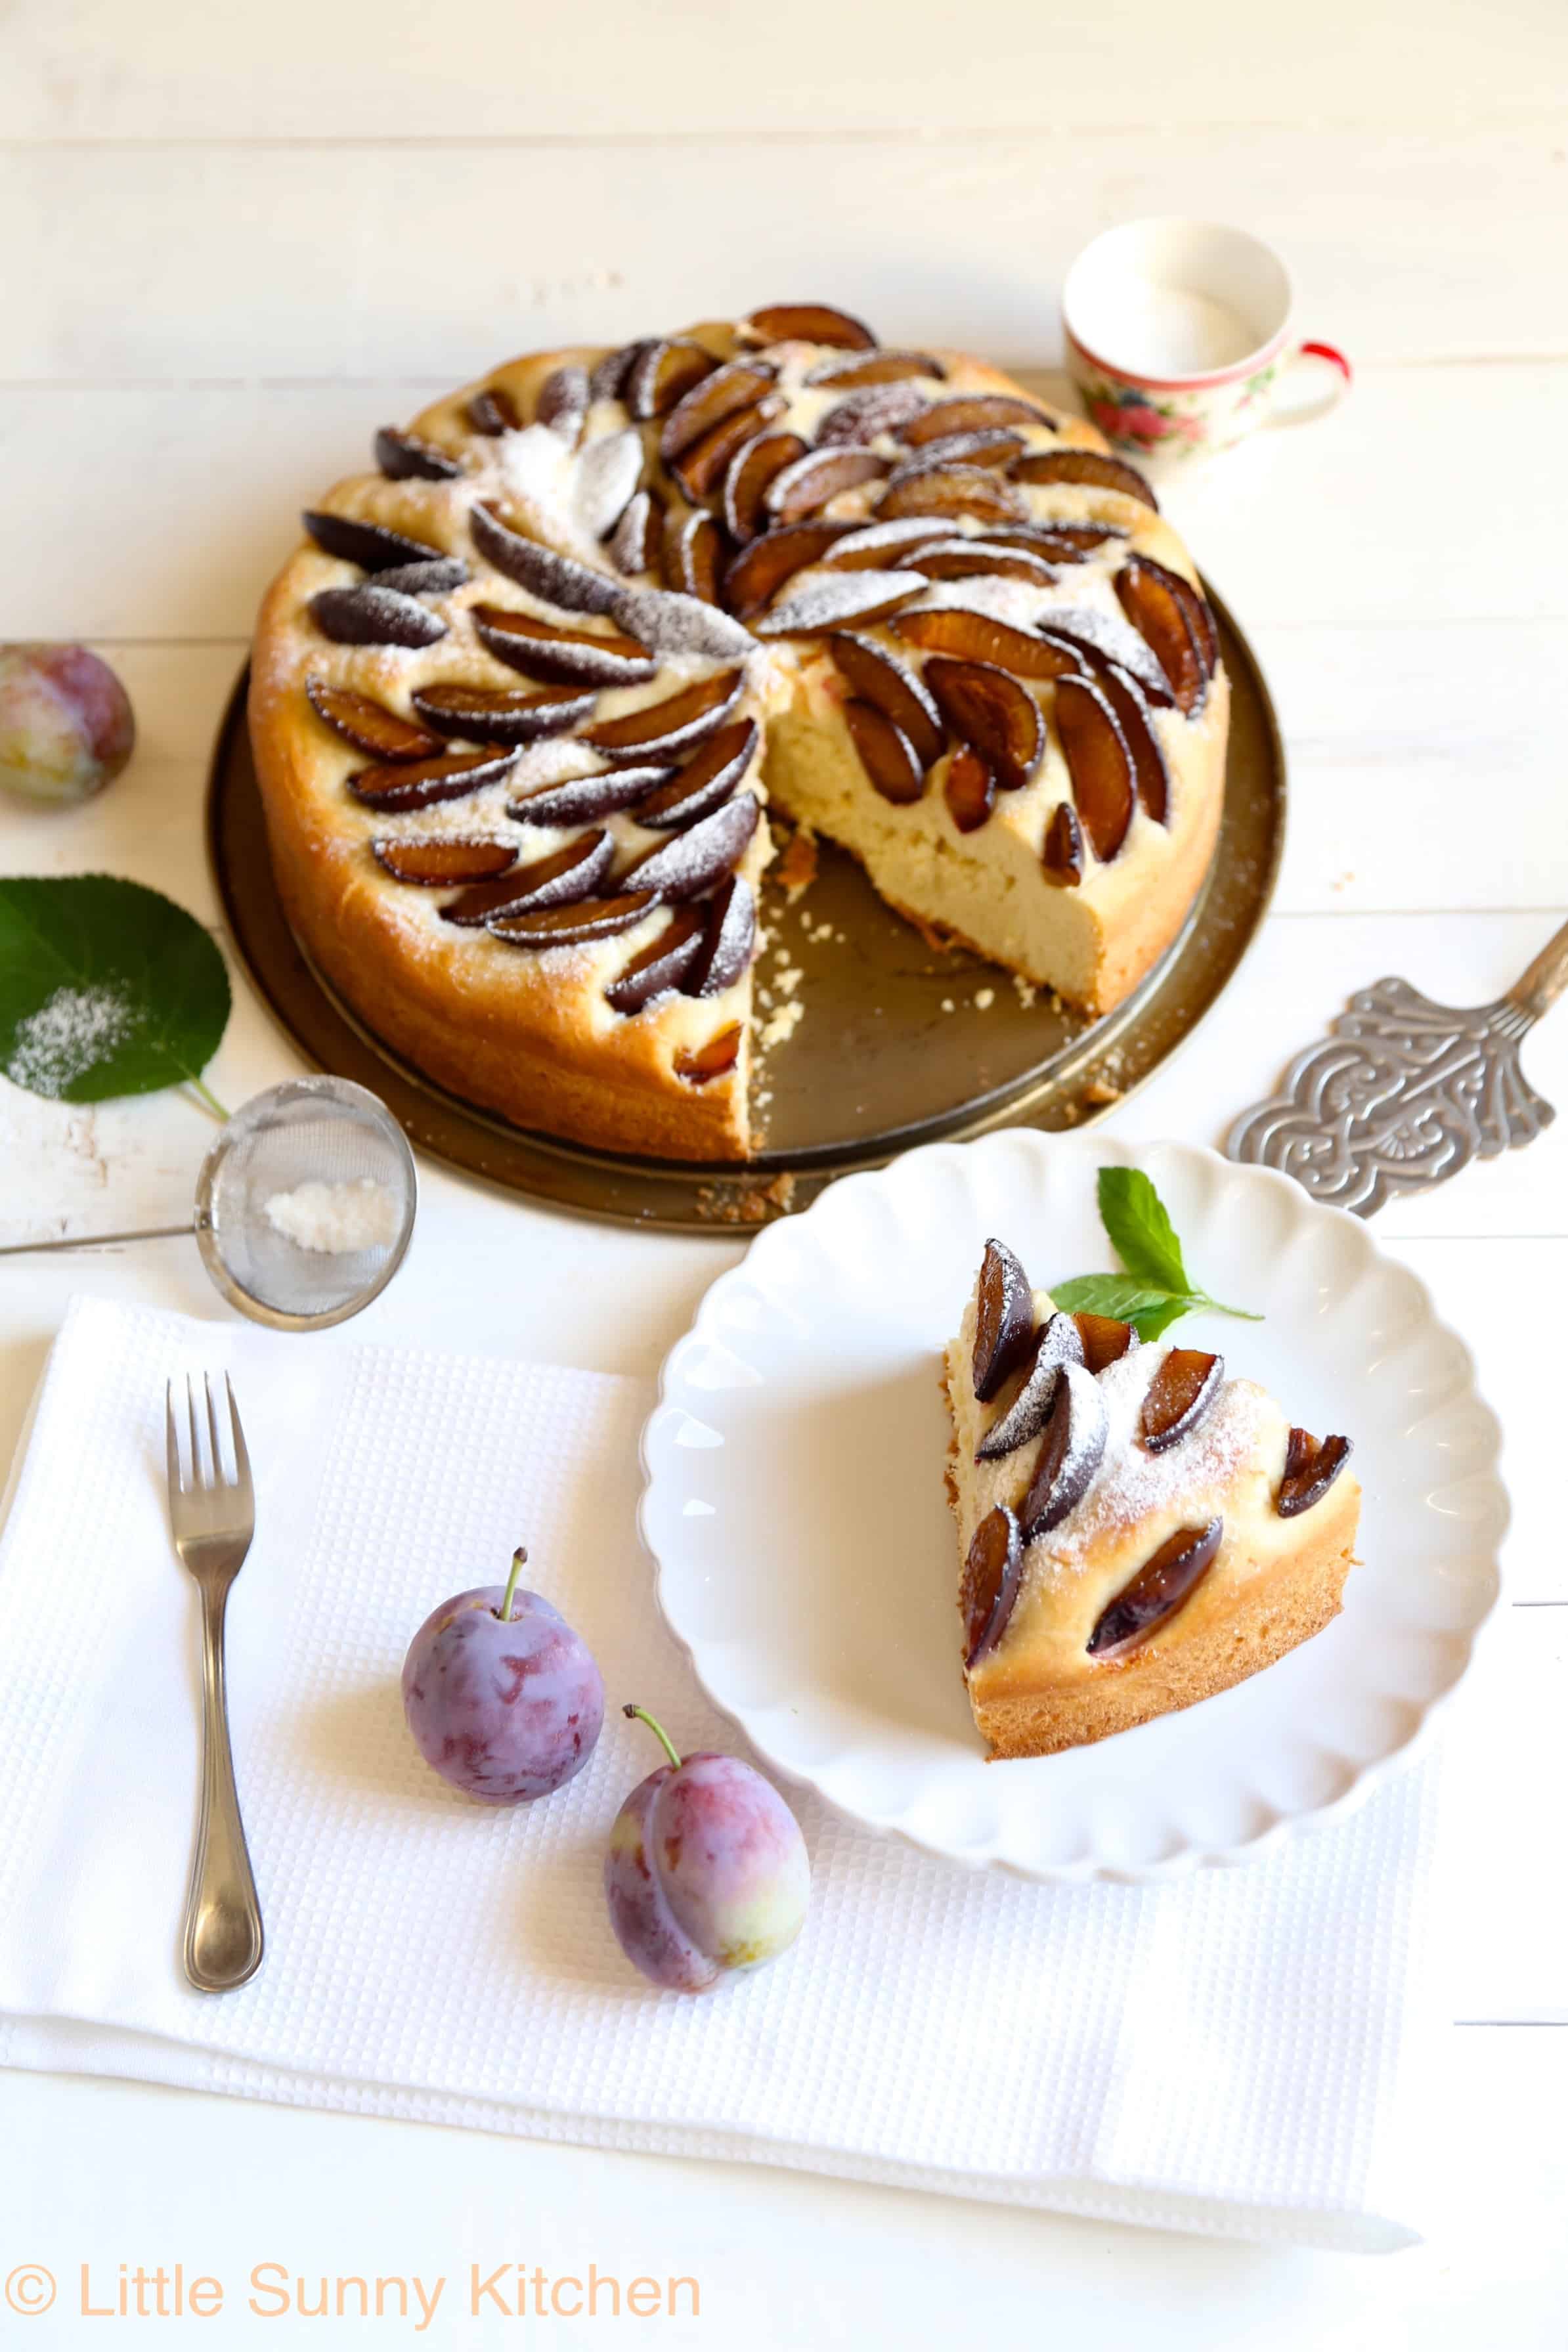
[0,1297,1441,2250]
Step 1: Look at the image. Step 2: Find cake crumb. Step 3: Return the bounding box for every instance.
[775,965,802,997]
[774,827,819,902]
[758,999,804,1050]
[1011,974,1037,1009]
[695,1171,796,1226]
[974,988,995,1011]
[1083,1079,1123,1106]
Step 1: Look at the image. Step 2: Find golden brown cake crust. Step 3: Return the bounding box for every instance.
[250,320,1229,1157]
[969,1496,1357,1756]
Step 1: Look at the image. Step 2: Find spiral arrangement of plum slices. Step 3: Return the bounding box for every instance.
[297,302,1224,1086]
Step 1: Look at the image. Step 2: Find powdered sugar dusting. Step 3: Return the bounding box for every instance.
[607,586,756,661]
[573,428,643,540]
[755,569,926,635]
[1045,1341,1271,1562]
[6,983,137,1095]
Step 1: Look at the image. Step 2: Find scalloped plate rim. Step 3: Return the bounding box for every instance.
[638,1133,1507,1884]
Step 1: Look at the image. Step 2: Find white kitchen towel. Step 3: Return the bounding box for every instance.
[0,1297,1441,2252]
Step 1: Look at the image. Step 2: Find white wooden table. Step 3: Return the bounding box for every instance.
[5,3,1567,2338]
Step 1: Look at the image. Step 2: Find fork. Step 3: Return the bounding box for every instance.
[165,1373,265,1993]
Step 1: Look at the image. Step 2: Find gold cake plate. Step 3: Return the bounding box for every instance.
[207,585,1284,1232]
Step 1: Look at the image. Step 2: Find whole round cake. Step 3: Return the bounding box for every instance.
[250,302,1229,1162]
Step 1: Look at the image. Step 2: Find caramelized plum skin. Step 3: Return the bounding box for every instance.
[0,644,135,803]
[401,1584,604,1803]
[971,1238,1034,1402]
[605,1751,810,1992]
[1277,1429,1353,1517]
[1140,1349,1223,1452]
[962,1504,1022,1668]
[1086,1519,1223,1658]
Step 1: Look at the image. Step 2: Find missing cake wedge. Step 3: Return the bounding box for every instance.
[944,1239,1360,1759]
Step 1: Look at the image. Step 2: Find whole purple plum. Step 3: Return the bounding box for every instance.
[605,1707,810,1992]
[401,1549,603,1803]
[0,643,135,804]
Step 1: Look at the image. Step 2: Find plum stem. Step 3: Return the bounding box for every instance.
[622,1704,682,1770]
[496,1545,527,1622]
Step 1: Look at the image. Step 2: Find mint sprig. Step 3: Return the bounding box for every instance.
[0,875,230,1117]
[1053,1169,1261,1341]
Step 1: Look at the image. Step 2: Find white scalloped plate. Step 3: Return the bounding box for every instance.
[640,1133,1506,1883]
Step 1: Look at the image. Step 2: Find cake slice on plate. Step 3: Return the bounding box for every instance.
[944,1239,1359,1758]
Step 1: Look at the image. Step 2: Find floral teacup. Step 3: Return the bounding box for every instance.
[1062,219,1350,469]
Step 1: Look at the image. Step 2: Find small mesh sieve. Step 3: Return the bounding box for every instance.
[194,1076,418,1330]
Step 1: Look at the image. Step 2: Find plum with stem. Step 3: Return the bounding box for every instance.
[401,1548,603,1804]
[604,1706,810,1992]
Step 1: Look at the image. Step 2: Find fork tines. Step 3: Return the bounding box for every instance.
[165,1372,251,1500]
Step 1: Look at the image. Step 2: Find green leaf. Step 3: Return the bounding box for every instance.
[0,875,230,1106]
[1096,1167,1189,1293]
[1048,1275,1190,1338]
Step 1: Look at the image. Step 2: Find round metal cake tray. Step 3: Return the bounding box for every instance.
[207,583,1284,1232]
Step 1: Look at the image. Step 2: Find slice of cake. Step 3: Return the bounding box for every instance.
[944,1239,1359,1758]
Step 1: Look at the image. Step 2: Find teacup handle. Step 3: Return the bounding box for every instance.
[1267,340,1353,429]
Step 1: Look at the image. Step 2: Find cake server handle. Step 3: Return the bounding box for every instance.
[1506,913,1568,1026]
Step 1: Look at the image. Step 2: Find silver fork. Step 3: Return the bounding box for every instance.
[165,1373,265,1993]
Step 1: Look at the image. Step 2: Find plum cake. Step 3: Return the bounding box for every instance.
[250,303,1229,1160]
[944,1240,1359,1758]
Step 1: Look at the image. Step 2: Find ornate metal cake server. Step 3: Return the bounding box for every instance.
[1226,917,1568,1215]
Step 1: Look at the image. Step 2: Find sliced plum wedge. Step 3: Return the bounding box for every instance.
[470,605,656,688]
[1139,1350,1224,1453]
[412,681,596,745]
[1055,674,1135,863]
[745,302,876,349]
[961,1506,1024,1671]
[971,1238,1034,1402]
[1087,1520,1223,1659]
[305,678,444,762]
[925,658,1044,791]
[605,905,707,1013]
[622,791,760,901]
[1041,799,1085,888]
[723,431,808,543]
[1012,448,1158,509]
[345,747,517,813]
[892,606,1079,684]
[844,697,924,805]
[976,1311,1086,1462]
[1114,557,1206,716]
[374,426,462,483]
[632,718,757,831]
[765,446,890,524]
[944,743,996,834]
[900,394,1051,445]
[311,584,447,649]
[1019,1362,1109,1541]
[675,1022,743,1083]
[1276,1429,1353,1518]
[302,511,444,572]
[829,632,944,766]
[580,668,743,763]
[488,890,658,950]
[684,874,756,997]
[372,837,515,888]
[1073,1313,1139,1373]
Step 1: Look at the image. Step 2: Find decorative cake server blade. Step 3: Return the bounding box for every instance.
[1226,916,1568,1215]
